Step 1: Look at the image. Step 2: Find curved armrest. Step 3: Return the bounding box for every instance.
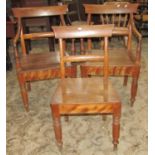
[131,22,142,65]
[132,22,142,41]
[13,18,21,67]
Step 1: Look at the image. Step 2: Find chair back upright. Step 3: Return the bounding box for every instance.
[52,25,113,85]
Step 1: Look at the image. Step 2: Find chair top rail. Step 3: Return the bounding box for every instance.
[84,3,139,14]
[52,25,114,39]
[12,5,68,18]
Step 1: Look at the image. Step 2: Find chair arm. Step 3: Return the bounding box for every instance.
[132,22,142,65]
[132,22,142,40]
[13,19,21,67]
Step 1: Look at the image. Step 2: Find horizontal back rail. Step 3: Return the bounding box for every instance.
[52,25,113,39]
[113,27,129,35]
[23,32,54,40]
[12,5,68,18]
[84,4,139,14]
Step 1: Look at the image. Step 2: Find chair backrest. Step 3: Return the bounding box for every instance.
[52,25,113,82]
[84,3,139,27]
[84,3,139,51]
[12,5,68,55]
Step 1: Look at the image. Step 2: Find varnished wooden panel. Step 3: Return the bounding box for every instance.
[52,25,113,39]
[12,5,68,18]
[84,3,139,14]
[52,77,120,105]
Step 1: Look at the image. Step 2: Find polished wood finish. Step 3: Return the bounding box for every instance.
[12,5,68,17]
[12,6,77,111]
[50,25,121,150]
[81,2,142,106]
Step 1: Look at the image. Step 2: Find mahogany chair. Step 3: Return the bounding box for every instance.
[80,3,142,106]
[50,25,122,150]
[12,6,77,112]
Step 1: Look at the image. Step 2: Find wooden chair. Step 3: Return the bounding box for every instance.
[50,25,122,150]
[12,6,77,112]
[80,3,142,106]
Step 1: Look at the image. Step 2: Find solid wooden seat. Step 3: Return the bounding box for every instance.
[52,77,120,105]
[84,48,134,65]
[20,52,61,71]
[109,49,134,67]
[12,6,77,111]
[20,52,59,70]
[81,48,135,76]
[81,3,142,106]
[50,25,122,150]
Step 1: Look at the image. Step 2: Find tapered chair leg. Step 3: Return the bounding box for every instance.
[50,104,62,150]
[18,75,29,111]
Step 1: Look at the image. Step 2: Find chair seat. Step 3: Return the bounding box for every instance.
[51,77,120,113]
[82,48,134,67]
[20,52,62,71]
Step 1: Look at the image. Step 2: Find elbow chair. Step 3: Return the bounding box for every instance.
[12,5,77,112]
[80,2,142,106]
